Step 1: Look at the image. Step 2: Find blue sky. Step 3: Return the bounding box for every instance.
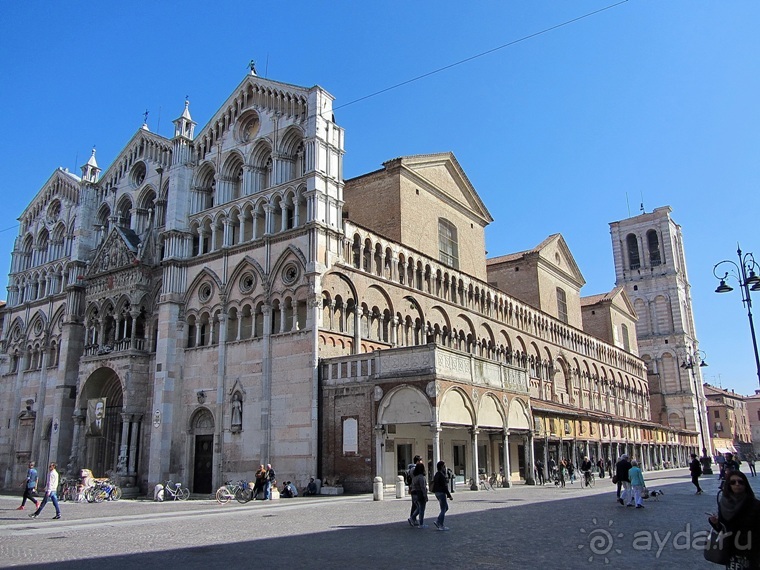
[2,1,759,395]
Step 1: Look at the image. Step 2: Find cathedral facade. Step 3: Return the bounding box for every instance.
[0,72,696,495]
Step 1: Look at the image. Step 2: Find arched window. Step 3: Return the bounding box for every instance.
[621,323,631,352]
[438,219,458,269]
[626,234,640,270]
[556,287,568,324]
[647,230,662,266]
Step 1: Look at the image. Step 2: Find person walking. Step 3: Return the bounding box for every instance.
[409,463,429,528]
[747,455,757,477]
[615,454,632,506]
[432,461,453,531]
[407,455,422,526]
[627,460,646,508]
[707,470,760,568]
[29,462,61,520]
[548,457,557,483]
[597,458,606,479]
[17,461,39,511]
[689,453,704,494]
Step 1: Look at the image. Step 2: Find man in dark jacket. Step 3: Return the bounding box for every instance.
[689,453,703,494]
[615,454,632,505]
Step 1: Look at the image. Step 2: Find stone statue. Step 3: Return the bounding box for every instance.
[231,394,242,429]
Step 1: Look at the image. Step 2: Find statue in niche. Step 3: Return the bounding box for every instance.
[231,393,242,431]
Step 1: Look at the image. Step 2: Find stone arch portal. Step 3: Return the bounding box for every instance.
[190,407,215,494]
[79,367,124,478]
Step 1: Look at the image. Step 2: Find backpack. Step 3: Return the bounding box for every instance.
[405,465,414,486]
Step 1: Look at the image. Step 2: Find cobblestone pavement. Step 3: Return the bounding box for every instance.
[0,468,745,569]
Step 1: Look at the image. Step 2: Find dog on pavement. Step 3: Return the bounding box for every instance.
[648,489,664,501]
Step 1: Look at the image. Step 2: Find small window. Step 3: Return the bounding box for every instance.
[714,410,720,419]
[621,324,631,352]
[647,230,662,266]
[556,288,568,324]
[627,234,640,270]
[438,219,459,269]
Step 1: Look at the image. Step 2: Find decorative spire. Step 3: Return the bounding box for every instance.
[181,98,192,121]
[80,147,101,182]
[86,147,98,169]
[173,97,196,145]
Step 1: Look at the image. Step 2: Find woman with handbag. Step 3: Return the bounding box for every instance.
[706,470,760,568]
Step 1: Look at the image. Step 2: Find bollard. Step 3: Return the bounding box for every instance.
[373,476,384,501]
[396,475,406,499]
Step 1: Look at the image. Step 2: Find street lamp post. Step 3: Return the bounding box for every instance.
[713,245,760,388]
[681,350,712,474]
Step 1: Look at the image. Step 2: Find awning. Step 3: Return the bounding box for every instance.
[715,446,737,454]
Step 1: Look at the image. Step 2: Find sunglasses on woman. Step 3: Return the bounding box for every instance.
[729,480,746,486]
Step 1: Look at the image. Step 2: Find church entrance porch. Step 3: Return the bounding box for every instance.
[73,367,142,489]
[321,343,533,492]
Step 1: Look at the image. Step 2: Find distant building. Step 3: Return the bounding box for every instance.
[744,391,760,457]
[610,207,711,456]
[704,384,752,458]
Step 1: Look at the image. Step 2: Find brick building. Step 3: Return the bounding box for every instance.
[704,383,752,458]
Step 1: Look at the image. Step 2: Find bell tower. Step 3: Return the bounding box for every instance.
[610,206,711,455]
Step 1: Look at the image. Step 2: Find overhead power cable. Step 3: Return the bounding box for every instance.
[335,0,630,111]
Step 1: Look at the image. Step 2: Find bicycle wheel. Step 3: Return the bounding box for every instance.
[179,487,190,500]
[235,488,251,504]
[216,486,231,504]
[92,489,106,503]
[84,487,96,503]
[110,486,122,501]
[589,475,595,488]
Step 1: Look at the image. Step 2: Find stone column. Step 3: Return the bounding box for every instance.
[375,425,385,479]
[503,430,512,488]
[31,346,50,461]
[128,416,141,476]
[431,423,441,469]
[118,413,130,475]
[524,433,536,485]
[69,413,86,472]
[470,427,480,490]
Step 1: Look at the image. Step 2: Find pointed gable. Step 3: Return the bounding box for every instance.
[581,286,639,352]
[96,129,172,193]
[486,233,586,327]
[394,153,493,227]
[87,226,140,277]
[344,152,491,281]
[533,234,586,290]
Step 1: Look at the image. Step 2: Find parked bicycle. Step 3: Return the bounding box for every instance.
[235,481,256,504]
[215,480,248,504]
[59,477,82,502]
[83,479,122,502]
[162,480,190,501]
